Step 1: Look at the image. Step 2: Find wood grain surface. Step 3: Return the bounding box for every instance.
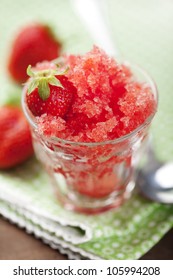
[0,217,172,260]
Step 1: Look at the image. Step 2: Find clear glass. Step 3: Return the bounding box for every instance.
[22,63,158,214]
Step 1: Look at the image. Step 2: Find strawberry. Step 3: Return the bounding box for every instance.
[0,105,33,169]
[8,23,62,83]
[26,62,76,118]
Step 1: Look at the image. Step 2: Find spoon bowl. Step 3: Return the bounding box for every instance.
[137,162,173,204]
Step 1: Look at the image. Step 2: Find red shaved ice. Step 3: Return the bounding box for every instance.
[37,46,156,143]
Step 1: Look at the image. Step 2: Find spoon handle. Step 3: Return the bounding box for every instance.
[72,0,119,56]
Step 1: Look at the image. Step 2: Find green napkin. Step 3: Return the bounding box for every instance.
[0,0,173,259]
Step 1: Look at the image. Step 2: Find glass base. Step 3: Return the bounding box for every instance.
[52,180,135,215]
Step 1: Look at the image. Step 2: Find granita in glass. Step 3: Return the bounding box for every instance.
[22,46,158,214]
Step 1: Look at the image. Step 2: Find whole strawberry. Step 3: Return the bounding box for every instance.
[8,23,61,83]
[0,105,33,169]
[26,62,76,118]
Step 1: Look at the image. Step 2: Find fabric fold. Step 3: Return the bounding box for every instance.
[0,191,92,245]
[0,200,100,260]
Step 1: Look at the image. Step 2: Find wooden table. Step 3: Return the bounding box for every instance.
[0,217,172,260]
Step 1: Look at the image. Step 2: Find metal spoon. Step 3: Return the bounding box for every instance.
[72,0,119,56]
[137,143,173,204]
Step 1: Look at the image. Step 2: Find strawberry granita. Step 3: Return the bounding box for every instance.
[22,46,157,213]
[36,46,156,143]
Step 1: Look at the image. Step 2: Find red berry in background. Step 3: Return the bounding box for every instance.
[8,23,62,84]
[26,62,76,118]
[0,105,34,169]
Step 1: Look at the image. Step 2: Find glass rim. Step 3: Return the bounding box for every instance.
[22,61,158,147]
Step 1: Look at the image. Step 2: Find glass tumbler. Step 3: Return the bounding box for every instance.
[22,63,158,214]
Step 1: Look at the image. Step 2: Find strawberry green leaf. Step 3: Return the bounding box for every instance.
[27,65,35,77]
[55,66,69,76]
[62,66,69,75]
[38,79,50,100]
[52,57,65,67]
[49,76,64,88]
[27,79,39,94]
